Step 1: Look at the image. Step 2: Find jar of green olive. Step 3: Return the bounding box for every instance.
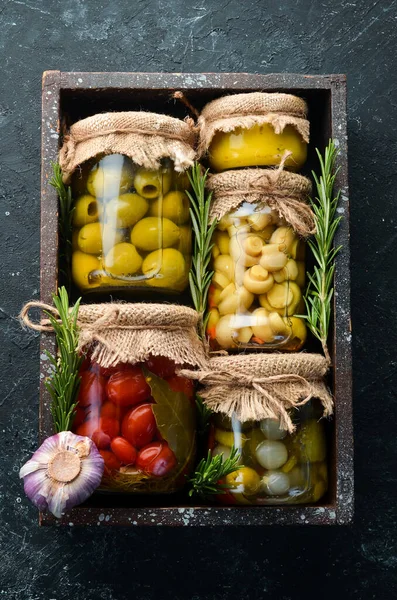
[205,169,314,351]
[59,112,196,297]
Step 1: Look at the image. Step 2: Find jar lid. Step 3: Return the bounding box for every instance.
[180,353,333,431]
[76,303,207,368]
[59,111,197,183]
[207,168,315,237]
[198,92,309,156]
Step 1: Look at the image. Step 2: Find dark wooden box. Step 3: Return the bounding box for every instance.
[40,72,352,526]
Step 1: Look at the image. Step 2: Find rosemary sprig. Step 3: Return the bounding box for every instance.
[188,447,241,498]
[44,287,83,432]
[49,163,74,287]
[303,140,342,363]
[186,163,218,335]
[195,394,212,438]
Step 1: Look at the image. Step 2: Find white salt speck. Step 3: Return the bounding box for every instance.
[68,522,74,526]
[16,497,21,503]
[5,212,10,216]
[78,78,83,83]
[337,207,345,214]
[99,513,105,521]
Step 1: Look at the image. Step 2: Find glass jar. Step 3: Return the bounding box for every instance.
[209,401,327,505]
[207,202,307,351]
[70,154,192,296]
[71,353,196,494]
[209,124,307,172]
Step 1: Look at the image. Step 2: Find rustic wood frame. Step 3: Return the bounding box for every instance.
[39,71,352,526]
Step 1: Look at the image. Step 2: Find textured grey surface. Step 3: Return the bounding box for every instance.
[0,0,396,598]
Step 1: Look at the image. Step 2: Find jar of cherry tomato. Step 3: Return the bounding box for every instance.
[70,302,206,493]
[59,111,196,298]
[73,354,196,493]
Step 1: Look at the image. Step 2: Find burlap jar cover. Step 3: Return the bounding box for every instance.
[59,111,197,183]
[180,354,333,433]
[198,92,309,157]
[21,302,207,369]
[207,167,315,237]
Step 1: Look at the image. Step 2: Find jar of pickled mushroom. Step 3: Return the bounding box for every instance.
[180,354,333,506]
[71,302,206,493]
[205,169,315,351]
[198,93,309,172]
[59,112,196,297]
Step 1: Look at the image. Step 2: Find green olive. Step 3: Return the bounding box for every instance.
[73,195,101,227]
[133,167,172,199]
[225,467,261,495]
[295,419,326,463]
[142,248,187,290]
[87,155,134,198]
[104,242,142,276]
[149,190,190,224]
[130,217,180,251]
[77,222,103,254]
[175,225,192,255]
[105,193,148,228]
[72,251,101,290]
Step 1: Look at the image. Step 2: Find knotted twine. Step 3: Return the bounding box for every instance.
[207,156,315,237]
[198,92,309,157]
[59,111,197,183]
[20,302,207,369]
[180,354,333,433]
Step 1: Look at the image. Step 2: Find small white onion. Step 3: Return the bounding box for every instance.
[255,440,288,469]
[212,444,232,459]
[259,418,287,440]
[261,471,290,496]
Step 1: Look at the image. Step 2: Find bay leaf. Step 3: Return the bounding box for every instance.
[144,369,196,467]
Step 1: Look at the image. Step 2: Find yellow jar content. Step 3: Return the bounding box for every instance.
[207,202,307,351]
[70,154,192,295]
[209,124,307,172]
[209,402,328,505]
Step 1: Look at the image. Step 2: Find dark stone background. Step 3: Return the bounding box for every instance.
[0,0,396,598]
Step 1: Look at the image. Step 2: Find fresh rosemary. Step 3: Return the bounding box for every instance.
[44,287,83,432]
[303,140,342,363]
[49,163,74,287]
[186,163,218,335]
[188,447,241,498]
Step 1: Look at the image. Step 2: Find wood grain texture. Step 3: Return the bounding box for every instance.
[0,0,396,598]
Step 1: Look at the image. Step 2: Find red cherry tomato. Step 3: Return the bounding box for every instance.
[111,437,137,465]
[136,442,177,477]
[107,366,151,407]
[165,375,195,399]
[92,430,111,450]
[77,371,106,408]
[121,403,156,448]
[145,356,176,378]
[75,419,99,438]
[215,487,237,505]
[97,363,130,378]
[98,417,119,439]
[100,450,121,472]
[100,402,119,419]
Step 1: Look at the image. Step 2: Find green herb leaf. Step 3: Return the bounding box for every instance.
[49,163,74,290]
[188,447,242,499]
[186,163,218,337]
[299,140,342,363]
[44,286,83,432]
[144,369,196,467]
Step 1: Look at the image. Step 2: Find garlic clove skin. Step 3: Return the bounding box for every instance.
[19,431,104,519]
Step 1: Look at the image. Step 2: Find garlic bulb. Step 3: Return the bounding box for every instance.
[19,431,104,518]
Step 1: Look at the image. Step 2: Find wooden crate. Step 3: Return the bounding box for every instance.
[40,71,353,526]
